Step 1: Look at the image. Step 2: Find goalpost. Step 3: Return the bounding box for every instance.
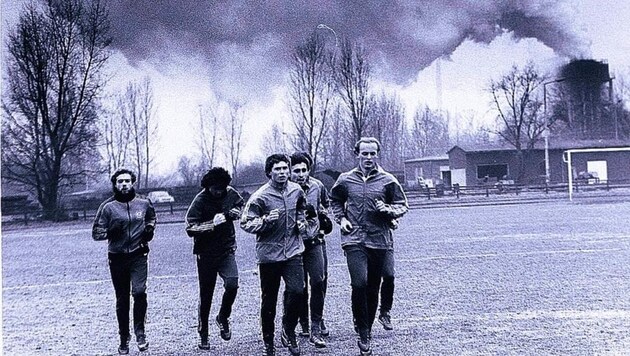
[564,147,630,201]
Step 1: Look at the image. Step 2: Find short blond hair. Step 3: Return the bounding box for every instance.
[353,137,381,154]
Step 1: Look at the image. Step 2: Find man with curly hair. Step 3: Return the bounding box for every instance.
[185,167,244,350]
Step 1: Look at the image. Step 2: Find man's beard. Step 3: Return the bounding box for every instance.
[113,187,136,202]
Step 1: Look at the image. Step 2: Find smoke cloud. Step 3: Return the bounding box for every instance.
[108,0,590,91]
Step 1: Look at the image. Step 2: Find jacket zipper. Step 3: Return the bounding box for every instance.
[283,188,288,258]
[126,201,131,253]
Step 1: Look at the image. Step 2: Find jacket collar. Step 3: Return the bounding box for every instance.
[353,164,381,179]
[296,177,313,191]
[269,179,288,191]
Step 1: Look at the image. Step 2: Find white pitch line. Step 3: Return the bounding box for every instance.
[3,273,198,291]
[3,279,110,291]
[151,274,196,280]
[3,228,93,238]
[403,309,630,323]
[399,248,622,262]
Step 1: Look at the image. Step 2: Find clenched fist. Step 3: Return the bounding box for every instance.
[213,213,227,226]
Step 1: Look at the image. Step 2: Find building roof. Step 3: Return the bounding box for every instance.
[404,155,449,164]
[447,139,630,154]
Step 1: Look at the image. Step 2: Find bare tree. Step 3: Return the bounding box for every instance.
[368,93,406,170]
[2,0,111,220]
[100,96,131,177]
[614,71,630,138]
[197,103,220,169]
[335,38,372,143]
[409,106,450,157]
[139,79,157,188]
[222,101,247,182]
[119,78,157,189]
[177,156,201,186]
[319,104,354,171]
[288,32,336,171]
[450,111,491,147]
[488,63,546,182]
[261,123,291,157]
[489,63,546,150]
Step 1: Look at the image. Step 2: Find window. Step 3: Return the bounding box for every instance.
[477,164,508,180]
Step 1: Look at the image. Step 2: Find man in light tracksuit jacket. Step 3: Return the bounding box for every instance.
[330,137,408,356]
[92,169,156,355]
[240,153,313,356]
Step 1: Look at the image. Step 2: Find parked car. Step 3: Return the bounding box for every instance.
[575,171,599,185]
[147,190,175,204]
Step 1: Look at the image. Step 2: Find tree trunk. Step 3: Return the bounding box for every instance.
[41,179,61,221]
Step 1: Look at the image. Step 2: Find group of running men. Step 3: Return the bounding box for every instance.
[92,136,408,355]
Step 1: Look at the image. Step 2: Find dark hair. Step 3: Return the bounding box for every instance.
[290,152,311,170]
[303,152,314,167]
[201,167,232,189]
[353,137,381,155]
[264,153,290,178]
[111,169,136,187]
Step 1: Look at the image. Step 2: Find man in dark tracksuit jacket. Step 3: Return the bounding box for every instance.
[330,138,408,356]
[240,153,311,356]
[92,169,156,355]
[185,167,244,350]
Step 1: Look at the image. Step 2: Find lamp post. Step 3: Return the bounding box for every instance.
[543,78,566,185]
[316,24,338,47]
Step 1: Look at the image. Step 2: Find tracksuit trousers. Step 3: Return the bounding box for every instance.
[297,242,326,331]
[258,255,304,345]
[108,250,148,341]
[344,245,387,339]
[196,251,239,337]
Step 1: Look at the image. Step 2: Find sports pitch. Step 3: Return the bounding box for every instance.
[3,200,630,355]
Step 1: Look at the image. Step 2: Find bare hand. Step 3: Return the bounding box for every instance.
[340,217,353,233]
[297,220,306,233]
[375,199,389,213]
[213,213,227,226]
[228,208,241,219]
[266,209,280,222]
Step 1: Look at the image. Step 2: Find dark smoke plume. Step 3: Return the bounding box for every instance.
[108,0,590,90]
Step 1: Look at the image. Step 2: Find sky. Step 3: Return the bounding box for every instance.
[2,0,630,174]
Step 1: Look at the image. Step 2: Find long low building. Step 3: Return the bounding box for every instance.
[404,140,630,187]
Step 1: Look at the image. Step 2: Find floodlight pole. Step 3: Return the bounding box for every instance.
[316,24,338,47]
[543,78,566,185]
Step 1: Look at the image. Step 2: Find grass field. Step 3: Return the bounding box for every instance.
[3,200,630,355]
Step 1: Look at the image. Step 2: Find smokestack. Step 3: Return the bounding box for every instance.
[436,57,443,114]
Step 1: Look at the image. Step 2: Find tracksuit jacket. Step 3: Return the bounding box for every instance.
[299,177,330,245]
[184,186,244,256]
[330,165,408,249]
[306,176,330,212]
[240,180,308,263]
[92,192,157,254]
